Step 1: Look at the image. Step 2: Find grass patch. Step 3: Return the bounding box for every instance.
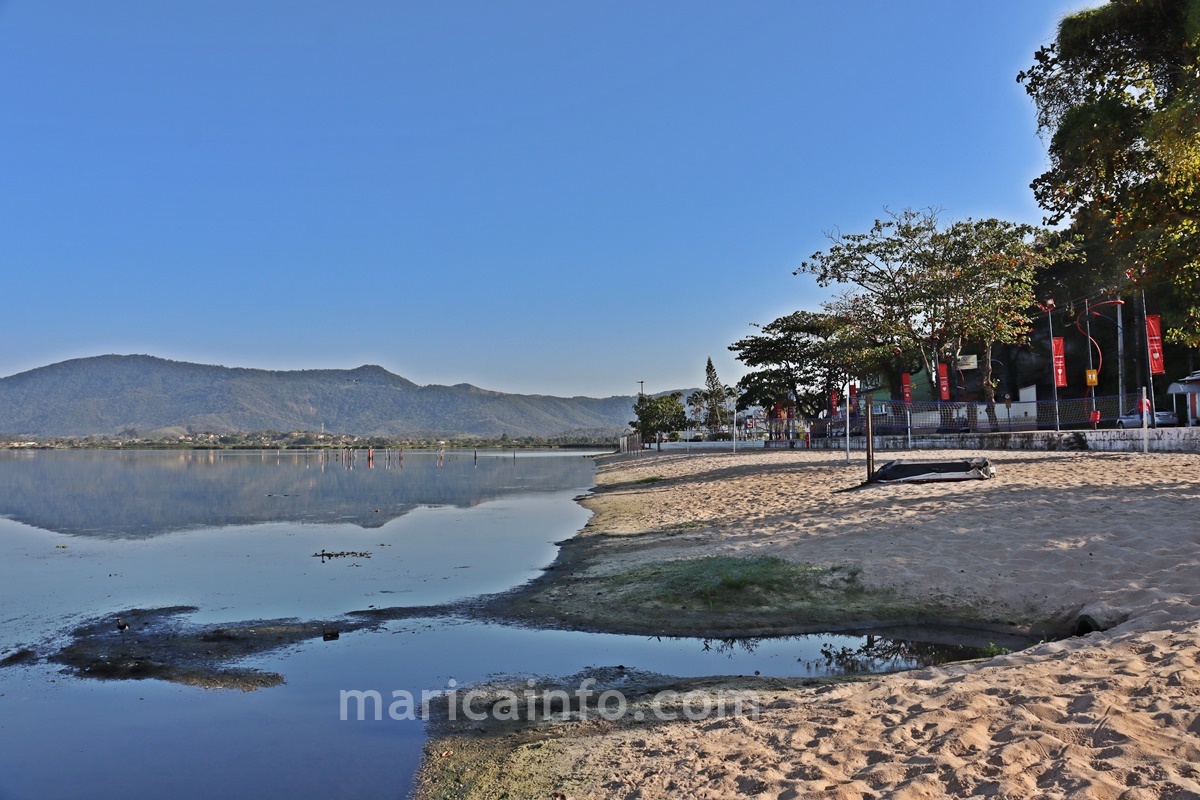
[634,476,663,484]
[595,556,952,626]
[609,556,856,610]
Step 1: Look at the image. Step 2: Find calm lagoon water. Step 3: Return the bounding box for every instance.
[0,450,1004,799]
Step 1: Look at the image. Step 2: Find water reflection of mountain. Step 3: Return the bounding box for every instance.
[0,451,596,538]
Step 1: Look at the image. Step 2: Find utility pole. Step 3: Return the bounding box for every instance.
[1085,298,1097,425]
[1141,291,1157,428]
[1039,300,1061,432]
[730,389,737,454]
[1117,300,1125,415]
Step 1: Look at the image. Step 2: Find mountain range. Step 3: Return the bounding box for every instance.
[0,355,648,438]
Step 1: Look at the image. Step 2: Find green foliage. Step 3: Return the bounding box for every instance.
[703,357,731,431]
[795,209,1070,400]
[729,310,853,413]
[630,391,687,449]
[683,358,734,434]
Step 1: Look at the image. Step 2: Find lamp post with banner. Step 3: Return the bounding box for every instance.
[1037,299,1061,431]
[1142,290,1166,428]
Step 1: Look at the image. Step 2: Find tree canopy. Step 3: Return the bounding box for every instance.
[1018,0,1200,344]
[796,209,1069,400]
[729,310,854,415]
[630,392,687,450]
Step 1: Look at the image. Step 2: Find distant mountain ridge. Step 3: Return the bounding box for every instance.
[0,355,646,438]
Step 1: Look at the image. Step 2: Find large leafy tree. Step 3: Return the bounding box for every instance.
[730,308,889,413]
[1018,0,1200,344]
[798,208,965,398]
[797,210,1069,402]
[935,218,1072,407]
[796,211,1070,407]
[630,392,687,451]
[729,310,844,413]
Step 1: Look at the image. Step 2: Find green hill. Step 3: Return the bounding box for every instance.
[0,355,644,438]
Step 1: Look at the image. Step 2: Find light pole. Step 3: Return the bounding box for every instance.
[1077,298,1126,417]
[1037,299,1060,431]
[729,388,737,454]
[1141,290,1158,429]
[636,381,645,453]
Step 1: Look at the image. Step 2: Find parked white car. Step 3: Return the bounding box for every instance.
[1115,410,1177,428]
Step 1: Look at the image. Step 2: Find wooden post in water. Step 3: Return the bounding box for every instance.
[865,393,875,482]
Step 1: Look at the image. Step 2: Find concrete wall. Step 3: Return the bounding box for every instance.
[796,427,1200,453]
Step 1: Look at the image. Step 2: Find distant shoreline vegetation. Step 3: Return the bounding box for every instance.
[0,430,620,451]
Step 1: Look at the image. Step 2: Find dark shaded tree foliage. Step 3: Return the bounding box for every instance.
[1019,0,1200,344]
[729,311,849,416]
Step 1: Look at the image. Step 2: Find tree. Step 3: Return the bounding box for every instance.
[729,310,860,414]
[797,209,1071,403]
[797,208,948,398]
[938,218,1072,425]
[702,358,730,433]
[685,390,708,431]
[1018,0,1200,344]
[630,392,687,451]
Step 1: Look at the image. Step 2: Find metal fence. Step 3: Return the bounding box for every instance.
[808,392,1151,437]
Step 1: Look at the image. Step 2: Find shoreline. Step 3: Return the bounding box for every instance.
[416,447,1200,799]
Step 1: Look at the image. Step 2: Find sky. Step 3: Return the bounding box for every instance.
[0,1,1099,397]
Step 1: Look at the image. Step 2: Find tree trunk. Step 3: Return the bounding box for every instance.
[983,341,999,431]
[918,346,938,398]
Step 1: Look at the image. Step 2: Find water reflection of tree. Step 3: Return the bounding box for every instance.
[700,637,762,657]
[804,636,981,675]
[692,634,986,673]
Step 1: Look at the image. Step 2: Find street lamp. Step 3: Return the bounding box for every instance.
[1036,299,1060,431]
[1075,298,1126,418]
[729,387,738,454]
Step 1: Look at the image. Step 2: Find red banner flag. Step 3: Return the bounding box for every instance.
[901,372,912,404]
[937,363,950,401]
[849,384,858,413]
[830,390,839,414]
[1053,337,1067,387]
[1147,315,1166,375]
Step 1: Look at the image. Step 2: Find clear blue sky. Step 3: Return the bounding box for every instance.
[0,1,1096,397]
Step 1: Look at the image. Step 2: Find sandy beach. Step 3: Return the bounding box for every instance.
[420,448,1200,799]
